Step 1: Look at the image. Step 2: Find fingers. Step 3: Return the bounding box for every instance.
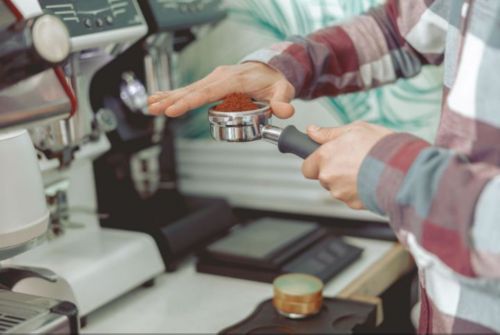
[306,125,347,144]
[147,91,168,105]
[148,63,296,117]
[148,70,221,116]
[163,82,230,117]
[330,190,364,210]
[148,87,191,116]
[302,150,321,180]
[270,82,295,119]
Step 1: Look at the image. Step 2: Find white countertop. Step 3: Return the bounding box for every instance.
[83,237,394,333]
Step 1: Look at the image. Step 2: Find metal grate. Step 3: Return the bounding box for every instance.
[0,313,26,332]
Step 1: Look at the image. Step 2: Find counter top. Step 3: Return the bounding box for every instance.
[82,237,406,333]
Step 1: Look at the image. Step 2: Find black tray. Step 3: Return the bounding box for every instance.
[220,297,377,334]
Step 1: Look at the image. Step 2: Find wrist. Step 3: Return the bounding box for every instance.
[241,44,300,98]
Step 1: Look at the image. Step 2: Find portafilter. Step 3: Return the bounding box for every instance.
[208,102,319,159]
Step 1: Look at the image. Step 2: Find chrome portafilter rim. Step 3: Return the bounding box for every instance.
[208,102,272,142]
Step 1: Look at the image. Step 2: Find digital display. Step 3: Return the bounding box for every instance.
[39,0,143,37]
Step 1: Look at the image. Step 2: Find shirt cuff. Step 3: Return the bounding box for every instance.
[240,41,302,97]
[358,132,431,216]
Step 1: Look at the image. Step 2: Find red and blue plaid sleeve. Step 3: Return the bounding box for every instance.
[358,133,500,279]
[242,0,447,99]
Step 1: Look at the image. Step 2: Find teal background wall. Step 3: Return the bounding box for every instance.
[175,0,443,142]
[174,0,443,220]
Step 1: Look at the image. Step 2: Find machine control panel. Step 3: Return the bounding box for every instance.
[38,0,144,37]
[142,0,226,31]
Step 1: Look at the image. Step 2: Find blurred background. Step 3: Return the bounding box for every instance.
[0,0,433,332]
[173,0,442,220]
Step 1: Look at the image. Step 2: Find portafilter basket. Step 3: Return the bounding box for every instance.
[208,102,319,159]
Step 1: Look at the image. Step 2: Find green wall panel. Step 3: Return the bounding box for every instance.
[175,0,442,141]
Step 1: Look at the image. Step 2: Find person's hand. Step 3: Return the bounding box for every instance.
[302,121,394,209]
[148,62,295,118]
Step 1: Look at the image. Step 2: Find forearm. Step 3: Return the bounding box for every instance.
[243,0,447,99]
[358,133,500,278]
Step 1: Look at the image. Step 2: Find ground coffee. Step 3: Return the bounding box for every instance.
[214,93,259,112]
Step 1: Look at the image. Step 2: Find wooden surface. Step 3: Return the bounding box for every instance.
[336,244,415,326]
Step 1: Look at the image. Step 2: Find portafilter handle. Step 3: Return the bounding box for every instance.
[262,125,320,159]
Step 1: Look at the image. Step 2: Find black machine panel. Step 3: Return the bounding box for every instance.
[38,0,143,36]
[92,0,230,271]
[141,0,226,32]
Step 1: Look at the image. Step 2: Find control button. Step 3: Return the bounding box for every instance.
[83,18,92,28]
[105,16,113,25]
[95,18,104,27]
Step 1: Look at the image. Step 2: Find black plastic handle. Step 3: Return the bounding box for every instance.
[277,125,320,159]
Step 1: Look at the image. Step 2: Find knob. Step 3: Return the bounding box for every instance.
[95,108,118,133]
[0,14,70,90]
[273,273,324,319]
[120,72,149,114]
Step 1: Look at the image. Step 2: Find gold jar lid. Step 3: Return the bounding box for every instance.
[272,273,324,319]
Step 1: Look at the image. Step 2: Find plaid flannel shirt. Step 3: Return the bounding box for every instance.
[243,0,500,333]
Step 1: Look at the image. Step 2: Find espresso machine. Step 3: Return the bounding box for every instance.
[8,0,164,321]
[0,1,79,333]
[92,0,232,270]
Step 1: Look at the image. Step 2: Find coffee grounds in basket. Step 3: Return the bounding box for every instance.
[213,93,259,112]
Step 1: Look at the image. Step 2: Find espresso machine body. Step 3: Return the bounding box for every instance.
[92,0,234,270]
[8,0,165,320]
[0,1,79,333]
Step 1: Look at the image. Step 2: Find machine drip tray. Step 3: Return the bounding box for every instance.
[220,297,377,334]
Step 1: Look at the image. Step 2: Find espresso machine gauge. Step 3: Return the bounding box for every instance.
[39,0,144,41]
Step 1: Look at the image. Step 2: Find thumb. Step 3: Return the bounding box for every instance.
[307,125,344,144]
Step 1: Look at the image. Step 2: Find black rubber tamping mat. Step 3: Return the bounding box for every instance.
[220,297,377,334]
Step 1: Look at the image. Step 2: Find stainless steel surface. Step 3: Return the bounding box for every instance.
[0,71,71,131]
[120,72,148,114]
[208,103,272,142]
[0,290,73,334]
[30,50,114,159]
[67,51,108,145]
[261,125,282,145]
[0,235,46,262]
[29,118,73,154]
[32,14,70,64]
[144,33,173,93]
[144,33,172,144]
